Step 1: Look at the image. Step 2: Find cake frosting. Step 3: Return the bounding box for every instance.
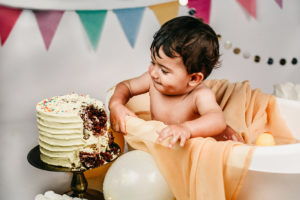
[36,93,119,169]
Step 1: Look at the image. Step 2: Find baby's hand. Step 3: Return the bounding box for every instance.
[109,103,136,134]
[157,124,191,148]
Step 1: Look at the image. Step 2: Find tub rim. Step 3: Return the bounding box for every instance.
[248,142,300,174]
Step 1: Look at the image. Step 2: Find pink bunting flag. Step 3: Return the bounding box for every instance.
[274,0,283,9]
[236,0,256,19]
[0,5,22,46]
[34,11,64,50]
[188,0,211,24]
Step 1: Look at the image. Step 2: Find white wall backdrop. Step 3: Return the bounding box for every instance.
[0,0,299,199]
[210,0,300,94]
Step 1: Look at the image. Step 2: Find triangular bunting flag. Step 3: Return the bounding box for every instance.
[188,0,211,24]
[274,0,283,9]
[149,1,179,25]
[34,10,64,50]
[0,6,22,46]
[113,7,145,48]
[76,10,107,51]
[236,0,256,19]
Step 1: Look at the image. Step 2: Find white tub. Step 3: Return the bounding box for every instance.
[107,90,300,200]
[237,98,300,200]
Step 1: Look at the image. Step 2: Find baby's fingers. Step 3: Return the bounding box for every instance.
[127,110,137,118]
[120,120,127,135]
[168,135,180,148]
[179,136,187,147]
[112,123,120,132]
[157,127,171,142]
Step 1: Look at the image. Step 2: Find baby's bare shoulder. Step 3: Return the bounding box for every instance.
[192,83,218,108]
[193,83,214,96]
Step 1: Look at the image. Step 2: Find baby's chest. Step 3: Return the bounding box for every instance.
[150,97,197,124]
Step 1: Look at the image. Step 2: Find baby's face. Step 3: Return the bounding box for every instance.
[148,47,191,95]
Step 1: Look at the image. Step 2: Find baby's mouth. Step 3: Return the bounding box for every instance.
[151,77,161,85]
[153,80,162,85]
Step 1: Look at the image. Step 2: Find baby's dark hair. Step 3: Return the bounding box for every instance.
[150,16,220,79]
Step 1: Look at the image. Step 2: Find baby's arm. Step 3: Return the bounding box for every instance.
[109,72,151,134]
[183,88,226,138]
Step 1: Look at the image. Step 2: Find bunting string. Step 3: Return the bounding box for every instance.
[0,0,286,51]
[185,0,294,66]
[217,34,298,66]
[0,1,180,50]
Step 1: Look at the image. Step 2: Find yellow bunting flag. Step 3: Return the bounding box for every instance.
[149,1,179,25]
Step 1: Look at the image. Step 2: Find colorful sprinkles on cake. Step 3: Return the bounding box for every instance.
[38,96,60,113]
[37,93,102,115]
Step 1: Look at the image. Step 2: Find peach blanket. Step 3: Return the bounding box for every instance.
[123,79,296,200]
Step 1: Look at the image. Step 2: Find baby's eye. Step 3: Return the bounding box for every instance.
[150,61,155,65]
[161,68,169,74]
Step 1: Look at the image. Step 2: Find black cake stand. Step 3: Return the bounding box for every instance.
[27,144,120,200]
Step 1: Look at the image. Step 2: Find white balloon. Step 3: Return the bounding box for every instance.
[103,150,174,200]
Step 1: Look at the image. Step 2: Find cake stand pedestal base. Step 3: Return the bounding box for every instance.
[66,171,104,199]
[66,189,104,199]
[27,145,120,200]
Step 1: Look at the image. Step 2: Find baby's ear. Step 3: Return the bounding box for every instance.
[189,72,204,87]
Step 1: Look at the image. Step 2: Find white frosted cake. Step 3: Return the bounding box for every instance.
[36,93,119,169]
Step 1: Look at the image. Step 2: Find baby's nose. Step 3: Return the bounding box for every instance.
[149,66,159,79]
[148,66,155,78]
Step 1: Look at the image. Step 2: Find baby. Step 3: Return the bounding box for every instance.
[109,16,243,148]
